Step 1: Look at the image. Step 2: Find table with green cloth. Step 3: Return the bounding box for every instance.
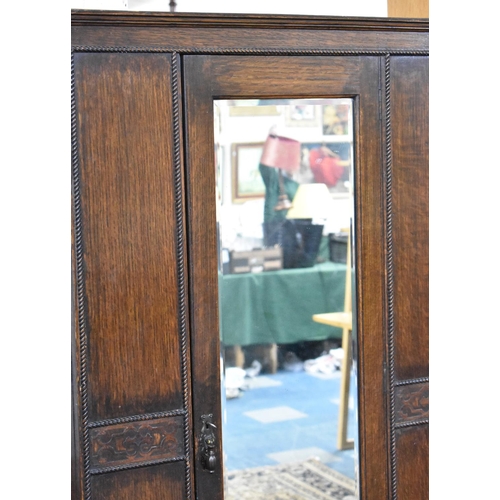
[219,262,347,347]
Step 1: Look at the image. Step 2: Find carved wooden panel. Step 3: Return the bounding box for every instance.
[395,381,429,425]
[90,416,184,471]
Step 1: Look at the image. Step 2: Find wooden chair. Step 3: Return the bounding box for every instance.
[312,227,354,450]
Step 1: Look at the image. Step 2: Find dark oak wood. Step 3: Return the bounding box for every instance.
[72,11,428,500]
[91,461,186,500]
[71,11,428,53]
[395,425,429,500]
[390,56,429,381]
[89,415,185,471]
[74,52,183,420]
[354,57,391,500]
[72,26,427,53]
[71,10,428,31]
[72,47,194,499]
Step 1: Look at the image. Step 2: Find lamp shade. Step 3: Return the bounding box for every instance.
[286,183,334,220]
[260,133,301,173]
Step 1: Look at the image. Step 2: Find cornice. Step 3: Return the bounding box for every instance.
[71,10,429,32]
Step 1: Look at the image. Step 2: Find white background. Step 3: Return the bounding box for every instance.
[71,0,388,17]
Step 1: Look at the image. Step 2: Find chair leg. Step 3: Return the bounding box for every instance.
[337,328,354,450]
[225,345,245,368]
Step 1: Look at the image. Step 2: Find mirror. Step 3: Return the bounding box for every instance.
[214,99,359,499]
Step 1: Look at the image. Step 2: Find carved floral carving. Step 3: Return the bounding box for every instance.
[89,415,184,469]
[395,382,429,424]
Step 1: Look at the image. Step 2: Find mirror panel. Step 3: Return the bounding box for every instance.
[214,99,359,499]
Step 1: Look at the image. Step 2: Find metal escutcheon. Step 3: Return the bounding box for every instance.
[200,414,217,473]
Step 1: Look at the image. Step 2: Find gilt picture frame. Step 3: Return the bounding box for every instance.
[231,142,266,202]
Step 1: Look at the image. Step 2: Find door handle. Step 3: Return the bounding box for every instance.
[199,414,217,473]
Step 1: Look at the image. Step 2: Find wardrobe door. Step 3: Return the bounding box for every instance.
[72,52,193,499]
[184,54,390,500]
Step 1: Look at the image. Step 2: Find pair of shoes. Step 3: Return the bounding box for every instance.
[304,348,343,374]
[245,360,262,378]
[225,367,248,399]
[282,351,304,372]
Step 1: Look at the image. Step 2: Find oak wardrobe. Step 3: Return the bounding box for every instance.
[71,11,428,500]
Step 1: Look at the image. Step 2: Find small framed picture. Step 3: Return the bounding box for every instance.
[231,143,266,202]
[322,103,351,135]
[228,101,281,117]
[301,141,353,195]
[284,104,320,127]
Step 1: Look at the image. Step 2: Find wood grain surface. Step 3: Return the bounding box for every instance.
[390,56,429,381]
[91,461,186,500]
[74,52,183,421]
[395,424,429,499]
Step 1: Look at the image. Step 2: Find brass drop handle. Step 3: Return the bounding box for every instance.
[200,414,217,473]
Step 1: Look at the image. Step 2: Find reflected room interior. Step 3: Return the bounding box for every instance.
[214,99,359,499]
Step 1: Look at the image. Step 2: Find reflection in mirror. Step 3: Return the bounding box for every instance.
[214,99,358,500]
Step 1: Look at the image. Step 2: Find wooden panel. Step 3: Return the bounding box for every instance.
[74,52,183,421]
[395,424,429,500]
[390,56,429,380]
[91,461,186,500]
[388,0,429,19]
[72,26,428,53]
[89,416,184,471]
[208,56,361,96]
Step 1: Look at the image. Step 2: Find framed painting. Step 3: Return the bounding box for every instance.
[284,104,320,127]
[301,141,353,196]
[231,143,266,202]
[322,103,351,136]
[228,100,280,117]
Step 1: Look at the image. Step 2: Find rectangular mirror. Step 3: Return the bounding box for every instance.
[214,98,359,499]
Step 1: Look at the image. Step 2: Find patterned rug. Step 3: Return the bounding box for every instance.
[225,459,357,500]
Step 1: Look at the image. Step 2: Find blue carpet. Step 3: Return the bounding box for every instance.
[223,369,357,479]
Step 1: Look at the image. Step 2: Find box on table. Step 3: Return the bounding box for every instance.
[230,247,283,274]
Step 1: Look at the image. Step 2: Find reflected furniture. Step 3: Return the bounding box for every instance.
[221,261,347,373]
[313,228,354,450]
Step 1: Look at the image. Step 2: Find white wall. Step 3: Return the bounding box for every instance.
[216,101,354,251]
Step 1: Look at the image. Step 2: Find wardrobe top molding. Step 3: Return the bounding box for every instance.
[71,10,428,31]
[71,11,428,52]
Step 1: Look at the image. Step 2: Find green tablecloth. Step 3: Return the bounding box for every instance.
[219,262,346,346]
